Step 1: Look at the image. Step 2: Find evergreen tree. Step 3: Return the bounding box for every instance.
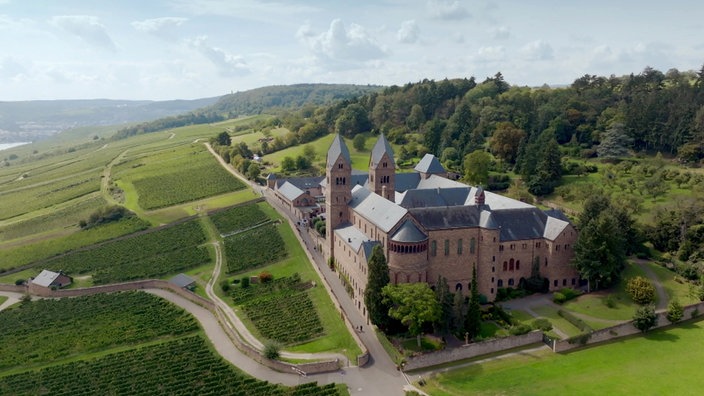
[452,291,465,333]
[433,276,454,334]
[364,245,391,331]
[573,206,626,291]
[465,265,482,340]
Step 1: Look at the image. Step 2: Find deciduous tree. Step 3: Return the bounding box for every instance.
[382,283,441,347]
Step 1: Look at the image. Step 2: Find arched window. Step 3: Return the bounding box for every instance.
[509,258,514,271]
[470,237,476,254]
[516,260,520,270]
[455,283,463,292]
[503,261,508,271]
[508,278,514,286]
[497,279,504,287]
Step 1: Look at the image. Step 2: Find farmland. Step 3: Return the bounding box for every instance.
[223,222,286,273]
[210,201,270,235]
[42,219,209,284]
[0,292,198,370]
[233,275,324,345]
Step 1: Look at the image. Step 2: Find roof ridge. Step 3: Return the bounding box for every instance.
[327,134,351,168]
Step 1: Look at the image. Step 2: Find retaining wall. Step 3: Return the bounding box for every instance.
[403,331,543,371]
[553,301,704,352]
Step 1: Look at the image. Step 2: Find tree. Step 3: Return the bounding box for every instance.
[353,134,366,151]
[490,122,526,164]
[281,156,295,172]
[597,123,632,160]
[666,299,683,323]
[263,341,281,360]
[295,155,311,170]
[465,265,481,340]
[302,144,317,160]
[335,103,371,137]
[452,291,465,333]
[572,211,626,291]
[626,276,656,305]
[364,245,392,331]
[463,150,491,186]
[215,131,231,146]
[246,162,260,180]
[434,276,454,334]
[382,283,441,347]
[632,305,657,332]
[406,104,425,132]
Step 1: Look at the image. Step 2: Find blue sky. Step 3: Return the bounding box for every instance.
[1,0,702,100]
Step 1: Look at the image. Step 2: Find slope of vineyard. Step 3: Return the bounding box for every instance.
[0,292,198,370]
[42,220,209,284]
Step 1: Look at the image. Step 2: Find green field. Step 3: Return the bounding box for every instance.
[422,318,704,395]
[41,219,209,284]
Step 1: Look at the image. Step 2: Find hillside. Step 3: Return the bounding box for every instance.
[0,97,219,143]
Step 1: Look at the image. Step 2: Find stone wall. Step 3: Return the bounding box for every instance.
[553,301,704,353]
[403,331,543,371]
[0,284,26,293]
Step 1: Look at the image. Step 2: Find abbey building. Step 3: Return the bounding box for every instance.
[321,134,579,316]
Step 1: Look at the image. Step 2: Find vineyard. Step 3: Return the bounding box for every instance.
[232,275,324,344]
[113,144,246,211]
[0,292,198,370]
[0,336,342,396]
[223,223,286,273]
[210,202,269,235]
[43,220,210,283]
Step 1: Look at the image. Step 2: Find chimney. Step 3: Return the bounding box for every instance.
[475,187,485,205]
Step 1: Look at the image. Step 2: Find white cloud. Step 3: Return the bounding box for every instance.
[520,40,553,60]
[476,46,505,62]
[0,57,25,78]
[491,26,510,40]
[296,19,386,68]
[132,17,187,37]
[426,0,470,20]
[397,20,419,44]
[187,35,249,76]
[49,15,116,51]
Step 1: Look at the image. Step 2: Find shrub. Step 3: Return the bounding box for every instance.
[259,271,273,284]
[509,324,532,336]
[553,292,567,304]
[263,341,281,360]
[666,300,684,323]
[219,279,230,292]
[558,310,593,332]
[559,287,582,301]
[241,277,250,288]
[604,295,616,308]
[532,318,553,332]
[633,305,657,332]
[626,276,656,305]
[14,279,25,286]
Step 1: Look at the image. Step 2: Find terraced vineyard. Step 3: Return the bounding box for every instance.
[210,202,269,235]
[0,292,198,369]
[232,275,324,344]
[43,219,209,283]
[223,222,286,273]
[0,336,341,396]
[113,144,246,210]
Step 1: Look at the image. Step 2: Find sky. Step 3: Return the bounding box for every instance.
[0,0,702,101]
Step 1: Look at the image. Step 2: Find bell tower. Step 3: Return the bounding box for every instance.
[325,134,352,260]
[369,133,395,201]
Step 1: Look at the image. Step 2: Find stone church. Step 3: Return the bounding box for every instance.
[322,134,579,317]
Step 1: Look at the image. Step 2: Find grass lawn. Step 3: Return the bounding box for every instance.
[645,261,699,305]
[0,296,7,306]
[531,306,583,338]
[421,318,704,396]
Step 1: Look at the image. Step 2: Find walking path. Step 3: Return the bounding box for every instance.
[632,258,669,310]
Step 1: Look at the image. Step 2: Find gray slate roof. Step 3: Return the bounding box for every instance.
[391,219,428,242]
[409,206,484,230]
[335,223,371,253]
[32,269,62,287]
[266,173,277,180]
[285,176,324,191]
[327,134,351,169]
[349,185,407,232]
[170,273,196,288]
[370,133,395,168]
[362,240,381,261]
[414,154,445,174]
[277,181,305,201]
[398,187,471,208]
[394,172,421,192]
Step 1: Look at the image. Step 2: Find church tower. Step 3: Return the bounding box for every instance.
[325,134,352,260]
[369,133,395,201]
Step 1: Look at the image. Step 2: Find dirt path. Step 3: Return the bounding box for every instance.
[0,291,23,312]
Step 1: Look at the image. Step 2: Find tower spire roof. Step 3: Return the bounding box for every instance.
[327,134,351,168]
[370,133,395,167]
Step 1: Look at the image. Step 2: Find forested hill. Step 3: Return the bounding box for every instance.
[271,67,704,163]
[210,84,384,116]
[112,84,383,140]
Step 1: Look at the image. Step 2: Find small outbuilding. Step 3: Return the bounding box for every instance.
[170,273,196,290]
[31,270,72,289]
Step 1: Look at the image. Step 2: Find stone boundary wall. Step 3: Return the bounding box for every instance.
[3,280,341,375]
[553,301,704,353]
[403,331,543,371]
